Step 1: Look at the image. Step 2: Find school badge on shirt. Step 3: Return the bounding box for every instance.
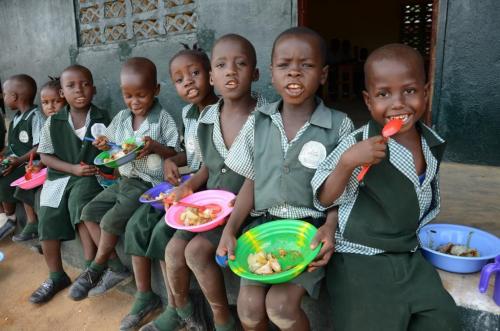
[298,141,326,169]
[19,130,29,143]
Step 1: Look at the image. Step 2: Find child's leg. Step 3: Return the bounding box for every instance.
[76,223,96,267]
[237,285,268,331]
[84,220,121,261]
[41,239,63,273]
[185,235,232,327]
[165,236,191,308]
[132,255,152,292]
[12,203,38,241]
[265,283,309,331]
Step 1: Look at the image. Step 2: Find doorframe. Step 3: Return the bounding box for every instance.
[297,0,443,126]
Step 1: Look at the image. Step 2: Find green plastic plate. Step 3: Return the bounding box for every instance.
[228,219,321,284]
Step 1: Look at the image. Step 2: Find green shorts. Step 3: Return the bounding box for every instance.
[327,251,460,331]
[13,186,36,207]
[124,204,175,260]
[81,177,151,236]
[0,166,25,203]
[38,176,102,241]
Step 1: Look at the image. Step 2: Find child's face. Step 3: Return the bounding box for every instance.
[1,81,17,110]
[120,71,159,117]
[271,35,328,106]
[170,55,211,106]
[363,58,428,134]
[60,69,96,111]
[41,87,66,117]
[210,39,258,100]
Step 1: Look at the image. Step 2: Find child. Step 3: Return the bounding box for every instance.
[216,27,354,331]
[29,65,110,304]
[142,34,265,331]
[69,57,179,301]
[311,44,460,331]
[0,74,44,241]
[120,46,218,331]
[12,77,67,242]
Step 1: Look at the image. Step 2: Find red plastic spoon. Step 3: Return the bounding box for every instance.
[357,119,403,182]
[24,151,34,180]
[176,201,222,214]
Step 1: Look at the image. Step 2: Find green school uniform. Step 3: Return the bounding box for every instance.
[0,108,40,203]
[225,99,354,298]
[312,121,459,330]
[82,100,179,236]
[37,105,109,241]
[124,103,205,260]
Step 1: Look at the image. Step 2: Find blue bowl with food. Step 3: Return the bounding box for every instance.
[419,223,500,273]
[139,175,191,210]
[94,138,143,168]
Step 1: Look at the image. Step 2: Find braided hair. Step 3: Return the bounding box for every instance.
[169,43,211,75]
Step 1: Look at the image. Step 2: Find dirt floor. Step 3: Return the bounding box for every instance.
[0,161,498,331]
[0,241,134,331]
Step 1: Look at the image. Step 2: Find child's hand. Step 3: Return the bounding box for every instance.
[167,184,193,204]
[217,229,237,263]
[72,162,98,177]
[2,156,22,176]
[342,136,387,169]
[163,159,181,185]
[308,216,337,272]
[93,136,110,151]
[136,136,161,159]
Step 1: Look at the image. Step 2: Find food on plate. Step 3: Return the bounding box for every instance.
[179,206,217,226]
[142,192,170,202]
[437,243,480,257]
[103,142,138,163]
[247,251,282,275]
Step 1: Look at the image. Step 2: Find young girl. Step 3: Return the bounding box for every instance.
[217,27,354,331]
[143,34,266,331]
[121,45,218,331]
[13,77,66,242]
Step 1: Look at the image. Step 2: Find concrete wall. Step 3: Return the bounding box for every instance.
[0,0,296,125]
[432,0,500,165]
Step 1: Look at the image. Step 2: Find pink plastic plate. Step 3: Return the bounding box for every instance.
[10,168,47,190]
[165,189,235,233]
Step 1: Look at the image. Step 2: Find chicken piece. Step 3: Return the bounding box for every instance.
[255,262,274,275]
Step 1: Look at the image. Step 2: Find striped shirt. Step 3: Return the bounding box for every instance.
[311,122,444,255]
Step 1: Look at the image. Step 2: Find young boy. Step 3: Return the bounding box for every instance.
[149,34,266,331]
[312,44,460,331]
[30,65,110,304]
[12,77,67,242]
[216,27,353,331]
[69,57,179,301]
[120,46,218,331]
[0,74,44,241]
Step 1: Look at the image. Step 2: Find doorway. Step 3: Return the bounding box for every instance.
[299,0,438,127]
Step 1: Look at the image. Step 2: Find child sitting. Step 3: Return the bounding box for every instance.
[30,65,110,304]
[69,57,179,301]
[120,45,218,331]
[12,77,67,242]
[146,34,266,331]
[312,43,460,331]
[0,74,44,241]
[217,27,354,331]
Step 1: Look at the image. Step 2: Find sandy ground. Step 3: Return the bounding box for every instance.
[0,241,134,331]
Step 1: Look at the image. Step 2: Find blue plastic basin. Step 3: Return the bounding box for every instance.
[419,223,500,273]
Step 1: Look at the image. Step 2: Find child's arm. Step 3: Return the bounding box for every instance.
[136,136,177,159]
[308,208,338,272]
[163,152,187,185]
[317,135,387,207]
[40,153,97,177]
[216,178,254,261]
[137,111,180,160]
[168,164,209,202]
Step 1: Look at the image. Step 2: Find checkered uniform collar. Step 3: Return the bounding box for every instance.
[52,104,104,122]
[184,103,201,120]
[122,98,162,123]
[258,97,333,129]
[198,92,265,125]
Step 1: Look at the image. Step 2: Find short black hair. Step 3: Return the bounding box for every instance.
[169,43,211,75]
[364,43,426,87]
[271,27,328,66]
[40,76,61,93]
[61,64,94,84]
[211,34,257,68]
[5,74,37,103]
[122,57,157,85]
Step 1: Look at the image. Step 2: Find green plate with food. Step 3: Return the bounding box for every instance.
[94,137,144,168]
[228,219,321,284]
